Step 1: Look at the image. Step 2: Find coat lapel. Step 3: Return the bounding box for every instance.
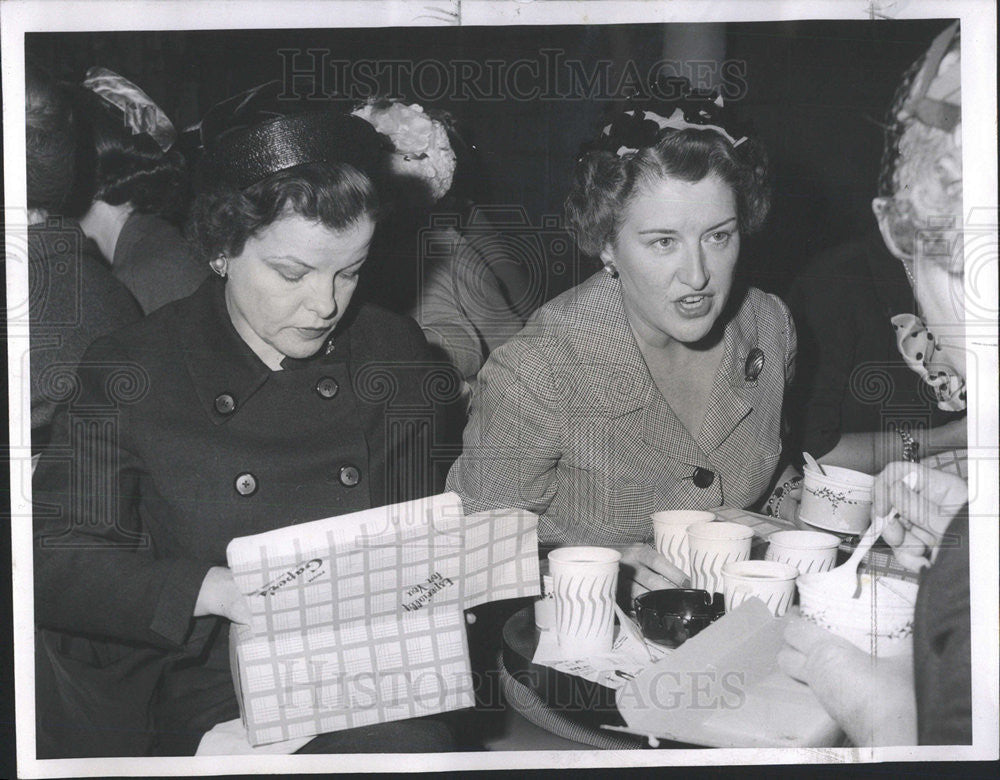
[178,278,271,424]
[180,279,358,425]
[568,273,711,469]
[697,291,756,453]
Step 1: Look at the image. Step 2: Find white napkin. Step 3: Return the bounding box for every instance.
[532,626,669,691]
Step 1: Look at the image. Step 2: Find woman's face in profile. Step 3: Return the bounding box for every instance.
[603,172,740,348]
[224,212,375,369]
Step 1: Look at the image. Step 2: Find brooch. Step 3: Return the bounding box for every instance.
[744,348,764,382]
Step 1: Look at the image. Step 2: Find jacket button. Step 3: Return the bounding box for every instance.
[215,393,236,415]
[234,472,258,496]
[692,467,715,489]
[338,465,361,487]
[315,376,339,399]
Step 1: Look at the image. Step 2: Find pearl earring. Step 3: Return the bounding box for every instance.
[210,256,228,278]
[604,263,619,279]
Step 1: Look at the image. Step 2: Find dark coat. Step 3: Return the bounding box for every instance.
[28,219,142,445]
[913,508,971,744]
[786,232,964,458]
[32,277,462,756]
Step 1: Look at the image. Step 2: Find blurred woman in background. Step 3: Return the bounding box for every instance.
[25,63,141,448]
[353,98,533,398]
[69,67,207,313]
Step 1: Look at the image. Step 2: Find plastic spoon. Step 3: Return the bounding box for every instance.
[803,451,827,475]
[802,472,918,599]
[812,510,891,600]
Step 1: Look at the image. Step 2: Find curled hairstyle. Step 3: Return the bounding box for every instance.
[878,24,961,200]
[69,87,188,219]
[188,162,379,260]
[565,129,771,257]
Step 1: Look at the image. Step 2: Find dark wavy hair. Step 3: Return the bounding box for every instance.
[187,162,379,260]
[565,128,771,257]
[67,86,188,220]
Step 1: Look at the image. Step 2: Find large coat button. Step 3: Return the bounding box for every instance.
[234,472,258,496]
[338,465,361,487]
[315,376,339,399]
[214,393,236,415]
[692,467,715,489]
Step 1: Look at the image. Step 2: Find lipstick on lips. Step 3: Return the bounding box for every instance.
[674,293,713,318]
[296,326,332,339]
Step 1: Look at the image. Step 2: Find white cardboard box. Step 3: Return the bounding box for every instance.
[226,493,540,746]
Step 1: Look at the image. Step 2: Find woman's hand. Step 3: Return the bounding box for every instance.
[616,543,689,604]
[778,615,917,746]
[874,462,968,571]
[194,566,253,625]
[196,717,310,755]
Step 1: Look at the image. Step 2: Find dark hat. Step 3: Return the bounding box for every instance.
[198,81,387,189]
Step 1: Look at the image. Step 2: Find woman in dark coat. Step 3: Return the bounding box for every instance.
[32,82,461,757]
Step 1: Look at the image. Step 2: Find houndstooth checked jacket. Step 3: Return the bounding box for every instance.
[446,271,796,546]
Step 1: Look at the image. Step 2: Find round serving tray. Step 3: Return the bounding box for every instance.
[501,605,645,736]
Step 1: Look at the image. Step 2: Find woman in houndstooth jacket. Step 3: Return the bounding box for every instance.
[447,95,797,598]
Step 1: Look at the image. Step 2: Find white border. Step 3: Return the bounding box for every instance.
[3,0,997,776]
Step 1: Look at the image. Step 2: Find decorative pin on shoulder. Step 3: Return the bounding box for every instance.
[744,348,765,383]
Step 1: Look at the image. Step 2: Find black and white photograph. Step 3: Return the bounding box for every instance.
[2,0,997,776]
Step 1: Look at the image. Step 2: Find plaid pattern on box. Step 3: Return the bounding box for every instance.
[226,493,539,745]
[922,448,968,479]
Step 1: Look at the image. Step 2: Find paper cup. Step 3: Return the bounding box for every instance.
[765,530,840,574]
[721,560,798,616]
[547,546,621,658]
[652,510,715,576]
[798,572,918,657]
[798,464,875,534]
[685,521,753,595]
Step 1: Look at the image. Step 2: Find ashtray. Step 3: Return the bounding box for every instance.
[633,588,725,648]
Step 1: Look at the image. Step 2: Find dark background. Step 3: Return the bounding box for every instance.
[27,19,955,302]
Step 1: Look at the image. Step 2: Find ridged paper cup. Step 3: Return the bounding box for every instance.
[685,521,753,595]
[652,510,715,577]
[765,530,840,574]
[722,560,798,616]
[547,546,621,658]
